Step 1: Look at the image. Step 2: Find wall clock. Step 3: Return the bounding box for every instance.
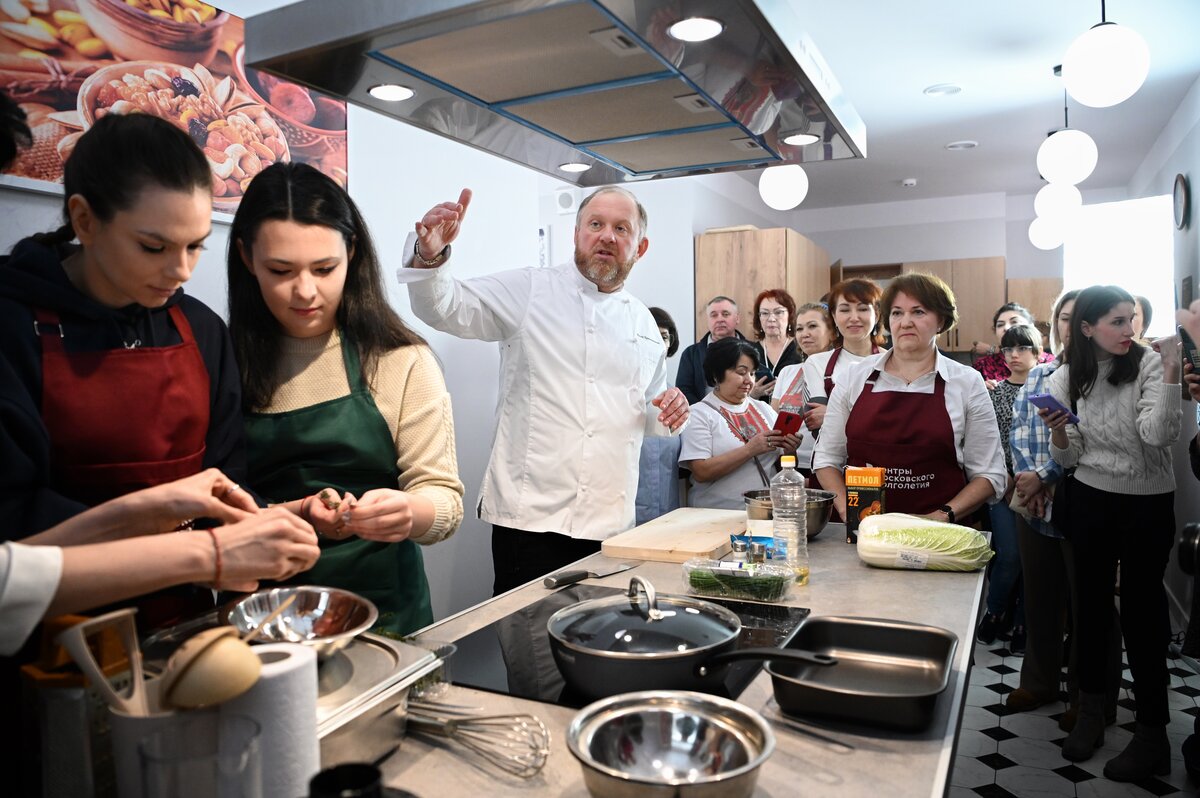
[1175,173,1190,230]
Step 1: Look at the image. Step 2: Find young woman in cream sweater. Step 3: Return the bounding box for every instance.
[227,163,464,635]
[1040,285,1181,781]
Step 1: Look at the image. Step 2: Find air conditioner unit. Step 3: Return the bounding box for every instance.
[555,187,580,215]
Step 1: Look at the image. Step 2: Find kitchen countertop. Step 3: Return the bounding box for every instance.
[379,520,985,797]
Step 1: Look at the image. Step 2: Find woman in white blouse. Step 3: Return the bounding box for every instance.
[774,278,884,440]
[681,338,800,509]
[814,273,1006,522]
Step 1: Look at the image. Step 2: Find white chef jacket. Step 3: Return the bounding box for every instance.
[398,247,678,540]
[0,541,62,655]
[812,350,1006,502]
[681,394,779,510]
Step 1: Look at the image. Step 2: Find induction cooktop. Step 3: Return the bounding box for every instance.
[449,584,809,709]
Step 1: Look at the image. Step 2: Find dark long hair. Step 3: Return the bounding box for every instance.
[649,307,678,357]
[227,162,425,411]
[35,113,210,246]
[1064,285,1143,407]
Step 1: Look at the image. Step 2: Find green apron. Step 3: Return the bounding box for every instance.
[244,333,433,635]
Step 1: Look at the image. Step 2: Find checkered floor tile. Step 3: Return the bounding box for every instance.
[953,638,1200,796]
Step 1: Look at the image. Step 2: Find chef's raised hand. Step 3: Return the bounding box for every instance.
[651,387,688,431]
[339,488,414,542]
[117,468,258,535]
[414,188,472,264]
[213,508,320,592]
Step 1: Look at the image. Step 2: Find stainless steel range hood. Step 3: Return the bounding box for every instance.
[245,0,866,185]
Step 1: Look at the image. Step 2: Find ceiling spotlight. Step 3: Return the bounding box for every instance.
[667,17,723,42]
[945,140,978,151]
[558,162,592,173]
[1061,3,1150,108]
[782,132,820,146]
[923,83,962,96]
[368,84,414,102]
[1028,216,1064,250]
[1034,183,1083,219]
[758,164,809,211]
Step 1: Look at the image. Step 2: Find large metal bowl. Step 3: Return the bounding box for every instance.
[567,690,774,797]
[743,489,836,539]
[228,586,377,660]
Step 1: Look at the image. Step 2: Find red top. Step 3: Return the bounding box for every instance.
[973,351,1055,382]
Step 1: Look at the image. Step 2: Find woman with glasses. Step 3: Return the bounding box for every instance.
[972,302,1055,388]
[748,289,802,400]
[681,338,800,509]
[977,323,1043,653]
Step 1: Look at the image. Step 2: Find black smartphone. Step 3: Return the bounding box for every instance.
[1179,325,1200,371]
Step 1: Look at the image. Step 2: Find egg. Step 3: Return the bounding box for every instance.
[161,628,261,709]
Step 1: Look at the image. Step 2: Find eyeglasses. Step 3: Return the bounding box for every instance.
[758,309,788,318]
[1000,345,1036,355]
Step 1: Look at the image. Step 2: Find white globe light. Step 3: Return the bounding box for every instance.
[1036,129,1098,185]
[1062,23,1150,108]
[758,164,809,210]
[1028,217,1064,250]
[1033,183,1083,219]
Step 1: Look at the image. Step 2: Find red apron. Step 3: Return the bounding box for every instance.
[844,369,967,516]
[36,304,210,504]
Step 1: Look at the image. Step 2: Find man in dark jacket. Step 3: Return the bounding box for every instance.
[677,296,751,404]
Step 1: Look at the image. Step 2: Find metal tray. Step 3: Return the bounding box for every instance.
[764,616,958,731]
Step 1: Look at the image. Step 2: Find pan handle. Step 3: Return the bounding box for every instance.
[697,646,837,676]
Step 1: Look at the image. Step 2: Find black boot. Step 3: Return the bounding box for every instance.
[1103,723,1170,782]
[1061,691,1106,761]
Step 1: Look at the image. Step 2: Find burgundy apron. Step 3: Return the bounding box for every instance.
[823,345,881,396]
[36,304,210,506]
[844,368,967,516]
[36,303,212,628]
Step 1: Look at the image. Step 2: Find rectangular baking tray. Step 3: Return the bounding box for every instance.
[764,616,958,731]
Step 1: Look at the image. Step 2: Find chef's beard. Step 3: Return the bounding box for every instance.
[575,249,636,291]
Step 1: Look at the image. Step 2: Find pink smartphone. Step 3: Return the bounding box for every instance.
[1027,393,1080,424]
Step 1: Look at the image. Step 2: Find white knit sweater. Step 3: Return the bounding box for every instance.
[1047,348,1180,495]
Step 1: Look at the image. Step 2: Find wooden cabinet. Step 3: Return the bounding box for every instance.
[901,258,1006,351]
[1006,278,1064,326]
[693,227,831,342]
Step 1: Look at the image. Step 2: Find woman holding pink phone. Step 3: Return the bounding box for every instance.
[1039,285,1180,781]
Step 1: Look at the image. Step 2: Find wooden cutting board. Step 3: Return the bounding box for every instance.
[601,508,743,563]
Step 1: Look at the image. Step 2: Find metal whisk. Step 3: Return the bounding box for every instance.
[405,700,551,778]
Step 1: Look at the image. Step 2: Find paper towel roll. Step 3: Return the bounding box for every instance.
[220,642,319,798]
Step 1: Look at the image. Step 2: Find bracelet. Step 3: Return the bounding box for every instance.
[413,240,449,267]
[204,528,222,588]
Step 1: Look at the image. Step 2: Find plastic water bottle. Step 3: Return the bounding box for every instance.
[770,455,809,585]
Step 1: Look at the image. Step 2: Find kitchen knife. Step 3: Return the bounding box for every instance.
[543,561,637,588]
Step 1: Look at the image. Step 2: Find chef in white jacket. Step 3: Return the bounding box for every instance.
[398,186,688,594]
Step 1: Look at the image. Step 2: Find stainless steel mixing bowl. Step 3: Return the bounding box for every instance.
[566,690,774,797]
[228,586,377,659]
[743,488,836,539]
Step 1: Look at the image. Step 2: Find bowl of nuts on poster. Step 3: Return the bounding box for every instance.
[78,61,290,211]
[74,0,229,67]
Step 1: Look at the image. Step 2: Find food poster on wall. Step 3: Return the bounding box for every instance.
[0,0,347,214]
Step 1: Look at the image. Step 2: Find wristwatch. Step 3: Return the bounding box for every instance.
[939,504,956,524]
[413,240,450,267]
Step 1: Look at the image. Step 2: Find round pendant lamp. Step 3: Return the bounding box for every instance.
[1062,21,1149,108]
[758,164,810,211]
